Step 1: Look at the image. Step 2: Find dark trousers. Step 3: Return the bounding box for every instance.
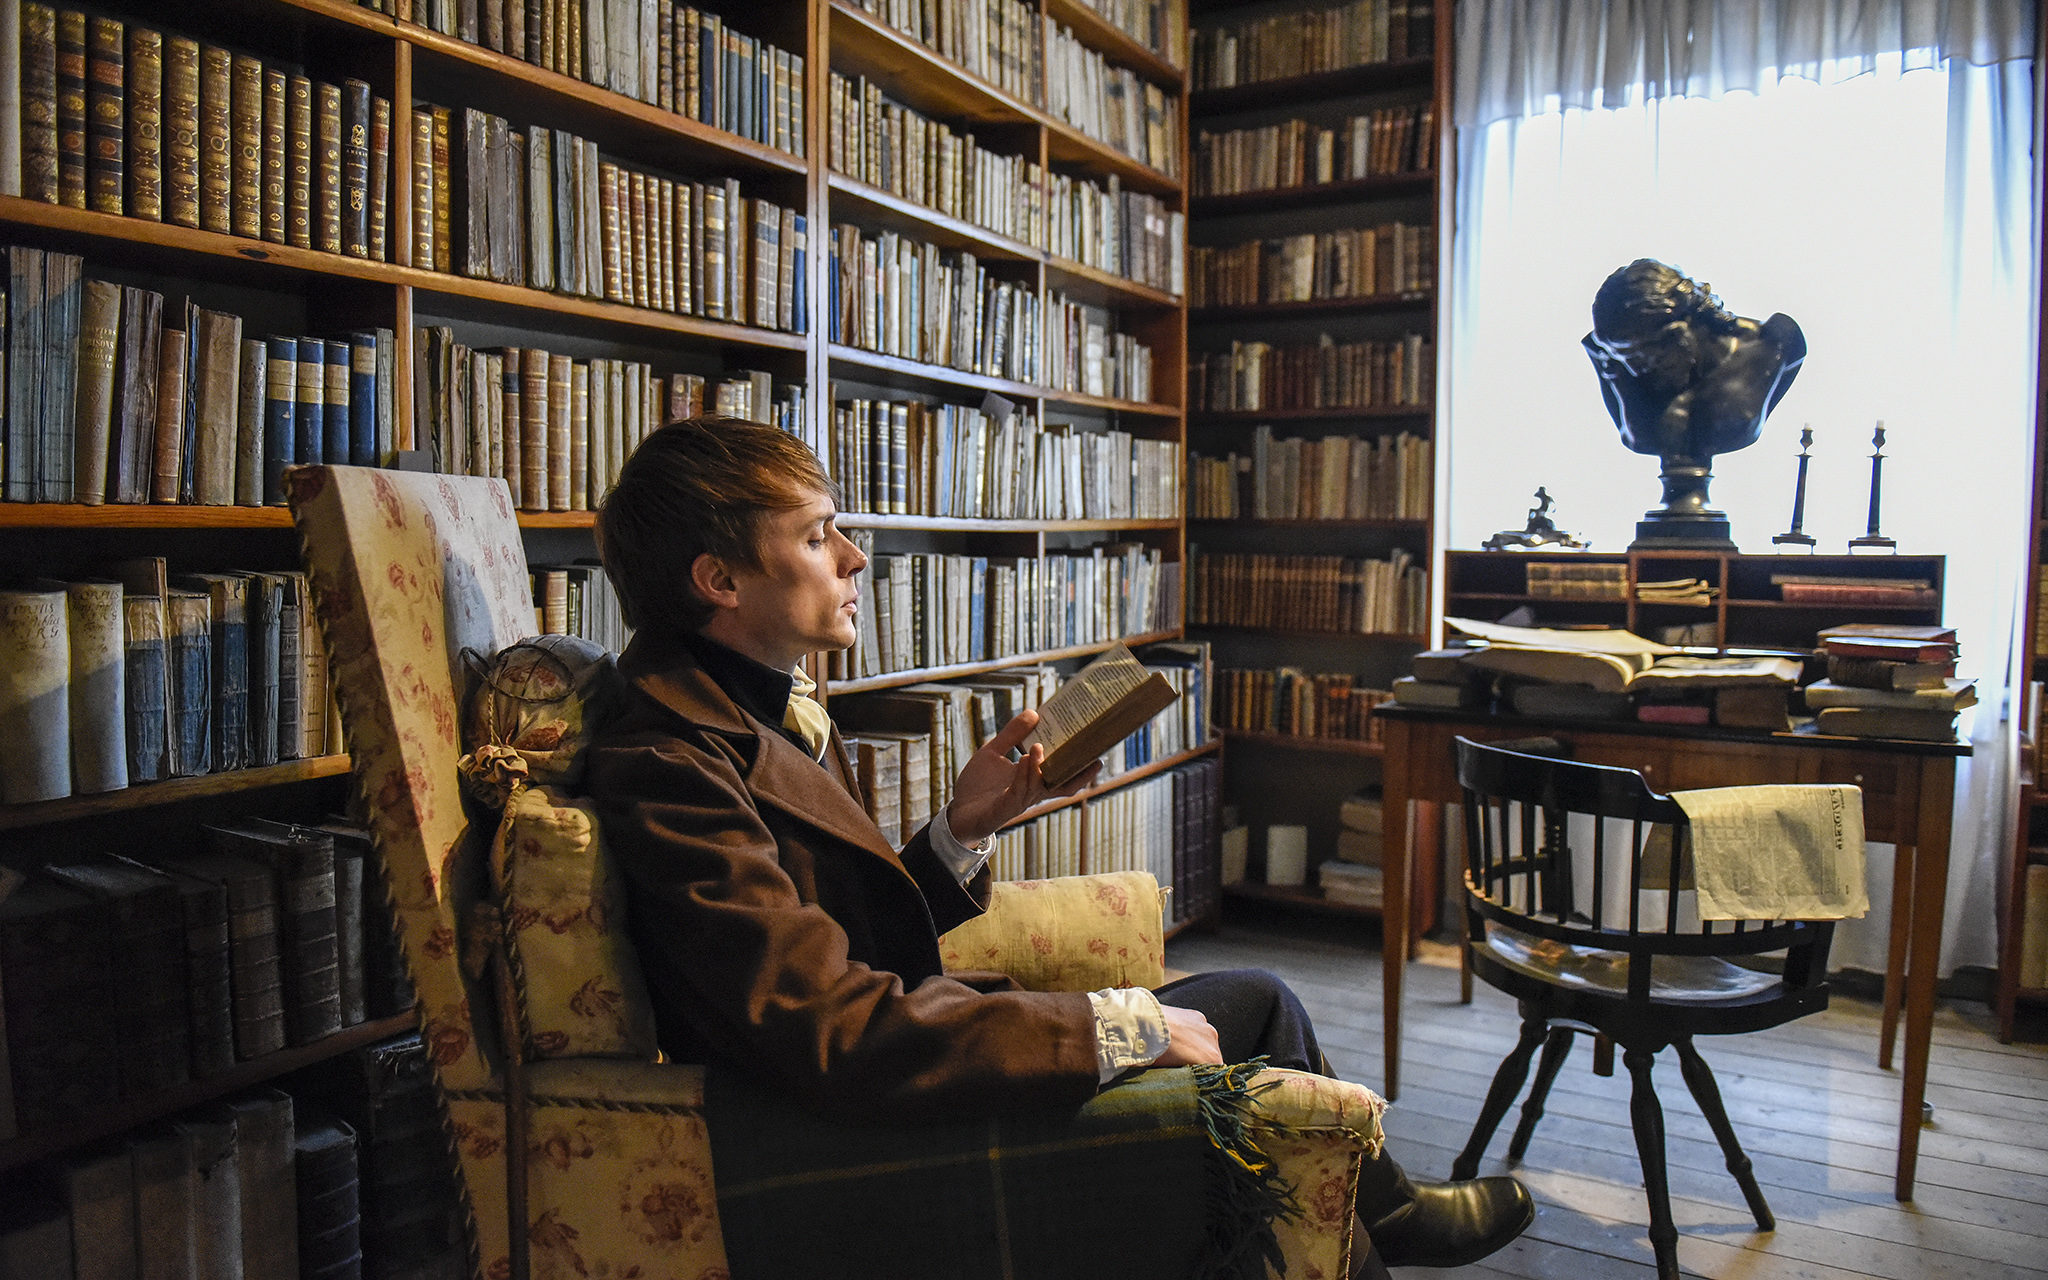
[1158,968,1396,1280]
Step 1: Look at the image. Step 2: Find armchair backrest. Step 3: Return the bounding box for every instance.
[288,466,536,1090]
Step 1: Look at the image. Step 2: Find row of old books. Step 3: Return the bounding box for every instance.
[851,0,1044,107]
[411,329,801,511]
[533,563,629,654]
[1192,0,1436,89]
[1771,571,1939,607]
[1045,292,1155,402]
[1187,221,1435,308]
[0,821,412,1141]
[1045,23,1181,178]
[1189,334,1434,414]
[1044,170,1185,296]
[1214,666,1392,744]
[1192,104,1436,196]
[1524,560,1628,600]
[828,226,1043,383]
[4,8,396,261]
[0,562,335,806]
[0,1035,462,1279]
[0,251,398,507]
[1188,427,1430,521]
[1068,0,1187,66]
[399,0,806,159]
[1188,548,1426,636]
[832,533,1183,679]
[414,103,808,332]
[1806,624,1974,742]
[824,395,1182,521]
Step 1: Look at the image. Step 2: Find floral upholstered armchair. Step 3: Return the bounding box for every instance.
[288,465,1385,1280]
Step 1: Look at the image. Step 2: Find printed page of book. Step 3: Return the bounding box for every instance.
[1445,616,1678,657]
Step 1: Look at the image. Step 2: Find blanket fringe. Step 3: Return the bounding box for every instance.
[1191,1058,1299,1280]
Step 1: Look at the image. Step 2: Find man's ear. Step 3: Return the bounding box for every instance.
[690,552,740,611]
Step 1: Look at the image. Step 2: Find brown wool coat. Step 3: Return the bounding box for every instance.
[585,630,1100,1121]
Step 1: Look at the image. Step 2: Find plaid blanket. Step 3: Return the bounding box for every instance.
[707,1064,1296,1280]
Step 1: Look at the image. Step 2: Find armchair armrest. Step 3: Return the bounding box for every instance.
[938,870,1166,991]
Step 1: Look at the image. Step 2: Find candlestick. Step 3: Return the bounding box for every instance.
[1772,425,1818,549]
[1848,421,1897,553]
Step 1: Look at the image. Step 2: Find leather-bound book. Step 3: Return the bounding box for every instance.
[315,817,412,1019]
[496,346,523,506]
[340,78,371,257]
[409,106,434,269]
[111,284,164,502]
[347,331,378,465]
[35,249,82,501]
[524,124,553,290]
[286,74,313,248]
[569,359,589,509]
[172,571,248,771]
[150,320,188,502]
[519,344,549,508]
[180,1112,242,1280]
[71,276,121,505]
[59,1145,138,1280]
[121,591,171,783]
[21,4,58,202]
[455,107,487,278]
[161,35,200,227]
[546,351,571,509]
[322,334,350,463]
[220,1090,298,1278]
[263,334,297,502]
[188,307,243,505]
[0,874,119,1130]
[61,577,127,793]
[230,53,263,238]
[196,44,232,233]
[128,1125,198,1280]
[164,586,210,776]
[155,846,285,1060]
[430,104,452,271]
[9,247,47,498]
[85,14,123,214]
[252,68,285,244]
[597,160,622,301]
[296,335,326,466]
[54,8,85,206]
[314,80,343,252]
[373,324,395,460]
[0,585,71,802]
[293,1116,362,1279]
[212,818,343,1046]
[303,820,369,1026]
[44,854,191,1097]
[627,169,650,306]
[113,852,233,1077]
[367,94,391,260]
[276,570,303,759]
[234,337,266,505]
[244,571,283,766]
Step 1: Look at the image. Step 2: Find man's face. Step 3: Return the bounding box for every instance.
[712,489,867,670]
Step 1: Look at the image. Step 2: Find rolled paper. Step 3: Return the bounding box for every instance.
[1265,824,1309,887]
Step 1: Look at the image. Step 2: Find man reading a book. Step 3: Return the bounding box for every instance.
[585,416,1533,1276]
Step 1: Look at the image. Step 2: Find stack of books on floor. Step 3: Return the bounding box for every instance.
[1317,789,1382,908]
[1806,624,1972,742]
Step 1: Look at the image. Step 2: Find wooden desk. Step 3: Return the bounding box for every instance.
[1371,705,1969,1202]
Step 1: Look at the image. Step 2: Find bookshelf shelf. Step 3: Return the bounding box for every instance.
[1189,625,1429,644]
[0,757,353,832]
[411,272,811,352]
[1221,879,1380,918]
[826,174,1042,264]
[1189,58,1434,113]
[0,503,296,529]
[1191,293,1430,321]
[1008,739,1222,827]
[1221,731,1383,756]
[1189,172,1435,217]
[839,514,1180,534]
[828,1,1039,126]
[1188,405,1433,426]
[1045,255,1184,310]
[0,1013,417,1174]
[1188,516,1428,531]
[1044,118,1183,197]
[829,629,1183,695]
[1042,0,1188,87]
[827,344,1066,405]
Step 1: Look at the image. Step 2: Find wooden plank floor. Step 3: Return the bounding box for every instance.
[1167,915,2048,1280]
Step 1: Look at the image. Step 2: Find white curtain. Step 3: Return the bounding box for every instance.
[1447,0,2038,975]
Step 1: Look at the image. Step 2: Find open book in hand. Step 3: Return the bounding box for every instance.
[1021,645,1181,786]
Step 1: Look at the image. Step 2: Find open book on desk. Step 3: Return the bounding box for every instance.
[1445,618,1802,695]
[1021,645,1180,786]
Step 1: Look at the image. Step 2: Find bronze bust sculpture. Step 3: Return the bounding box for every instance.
[1583,259,1806,548]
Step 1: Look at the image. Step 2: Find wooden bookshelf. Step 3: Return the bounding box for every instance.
[1188,0,1447,925]
[0,0,1218,1234]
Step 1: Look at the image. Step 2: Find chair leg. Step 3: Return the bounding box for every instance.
[1507,1027,1576,1162]
[1676,1039,1774,1232]
[1451,1009,1549,1180]
[1623,1047,1681,1280]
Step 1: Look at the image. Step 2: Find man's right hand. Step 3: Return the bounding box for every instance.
[1155,1004,1222,1067]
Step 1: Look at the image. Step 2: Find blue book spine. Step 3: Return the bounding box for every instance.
[346,332,376,466]
[124,617,169,783]
[295,337,325,467]
[791,214,806,334]
[263,336,297,504]
[969,556,987,662]
[322,339,350,464]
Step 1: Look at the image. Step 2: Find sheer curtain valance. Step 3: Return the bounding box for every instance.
[1456,0,2034,128]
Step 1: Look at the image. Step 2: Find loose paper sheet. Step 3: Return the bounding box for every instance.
[1673,785,1868,921]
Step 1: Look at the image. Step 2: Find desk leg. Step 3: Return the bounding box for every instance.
[1896,759,1955,1202]
[1381,723,1414,1101]
[1879,842,1914,1071]
[1412,800,1443,959]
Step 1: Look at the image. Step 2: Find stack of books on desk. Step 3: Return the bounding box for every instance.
[1807,625,1972,742]
[1389,647,1488,710]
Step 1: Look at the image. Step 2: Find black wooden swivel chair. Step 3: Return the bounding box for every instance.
[1448,736,1838,1279]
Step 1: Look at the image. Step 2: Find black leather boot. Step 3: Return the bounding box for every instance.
[1355,1147,1534,1269]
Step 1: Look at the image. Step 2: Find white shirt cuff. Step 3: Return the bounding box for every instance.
[930,802,993,882]
[1088,987,1169,1084]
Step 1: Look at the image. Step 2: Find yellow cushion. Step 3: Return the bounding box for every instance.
[939,871,1168,991]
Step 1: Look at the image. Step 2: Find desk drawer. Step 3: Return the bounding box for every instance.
[1801,752,1904,841]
